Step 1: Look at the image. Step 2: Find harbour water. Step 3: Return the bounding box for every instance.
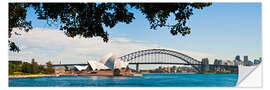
[9,73,238,87]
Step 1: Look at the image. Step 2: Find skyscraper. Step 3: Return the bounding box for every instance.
[235,55,241,61]
[214,59,222,65]
[214,59,219,65]
[244,56,249,66]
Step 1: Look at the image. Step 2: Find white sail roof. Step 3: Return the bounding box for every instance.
[74,53,129,71]
[101,53,129,69]
[74,65,88,71]
[88,60,109,70]
[100,53,113,64]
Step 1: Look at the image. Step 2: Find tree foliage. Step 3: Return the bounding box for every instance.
[8,59,55,75]
[9,3,32,52]
[8,3,211,52]
[9,64,17,74]
[45,61,55,74]
[22,62,32,73]
[31,58,39,74]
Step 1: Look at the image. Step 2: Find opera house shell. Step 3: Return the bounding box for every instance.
[74,53,129,71]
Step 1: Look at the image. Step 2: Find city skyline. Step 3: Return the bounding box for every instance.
[9,3,262,65]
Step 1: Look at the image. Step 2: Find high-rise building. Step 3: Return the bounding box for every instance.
[214,59,223,65]
[235,55,241,61]
[244,56,248,61]
[244,56,249,66]
[214,59,219,65]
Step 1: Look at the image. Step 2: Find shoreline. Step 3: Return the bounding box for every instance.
[9,73,143,78]
[9,74,57,79]
[9,72,238,79]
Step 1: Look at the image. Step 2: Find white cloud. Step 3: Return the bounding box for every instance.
[9,28,215,65]
[112,37,132,43]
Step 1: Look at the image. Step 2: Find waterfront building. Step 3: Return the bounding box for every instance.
[73,53,129,72]
[243,56,249,66]
[214,59,220,65]
[69,53,133,76]
[254,59,261,65]
[87,60,109,70]
[74,65,89,71]
[221,60,227,65]
[54,67,65,74]
[101,53,129,69]
[244,56,248,65]
[218,60,223,65]
[213,59,223,71]
[235,55,241,61]
[248,61,254,66]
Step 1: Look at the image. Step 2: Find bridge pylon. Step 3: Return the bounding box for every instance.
[136,64,140,73]
[200,58,210,73]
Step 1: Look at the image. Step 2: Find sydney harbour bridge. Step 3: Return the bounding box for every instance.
[53,49,238,73]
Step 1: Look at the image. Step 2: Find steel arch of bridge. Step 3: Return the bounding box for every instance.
[119,49,202,72]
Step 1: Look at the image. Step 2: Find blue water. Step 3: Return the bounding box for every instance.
[9,73,238,87]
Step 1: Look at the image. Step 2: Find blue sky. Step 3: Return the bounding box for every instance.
[9,3,262,65]
[106,3,262,60]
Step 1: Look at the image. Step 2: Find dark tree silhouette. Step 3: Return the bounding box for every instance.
[45,61,54,74]
[31,58,39,74]
[8,3,211,52]
[9,3,32,52]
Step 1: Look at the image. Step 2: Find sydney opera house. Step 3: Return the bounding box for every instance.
[71,53,135,76]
